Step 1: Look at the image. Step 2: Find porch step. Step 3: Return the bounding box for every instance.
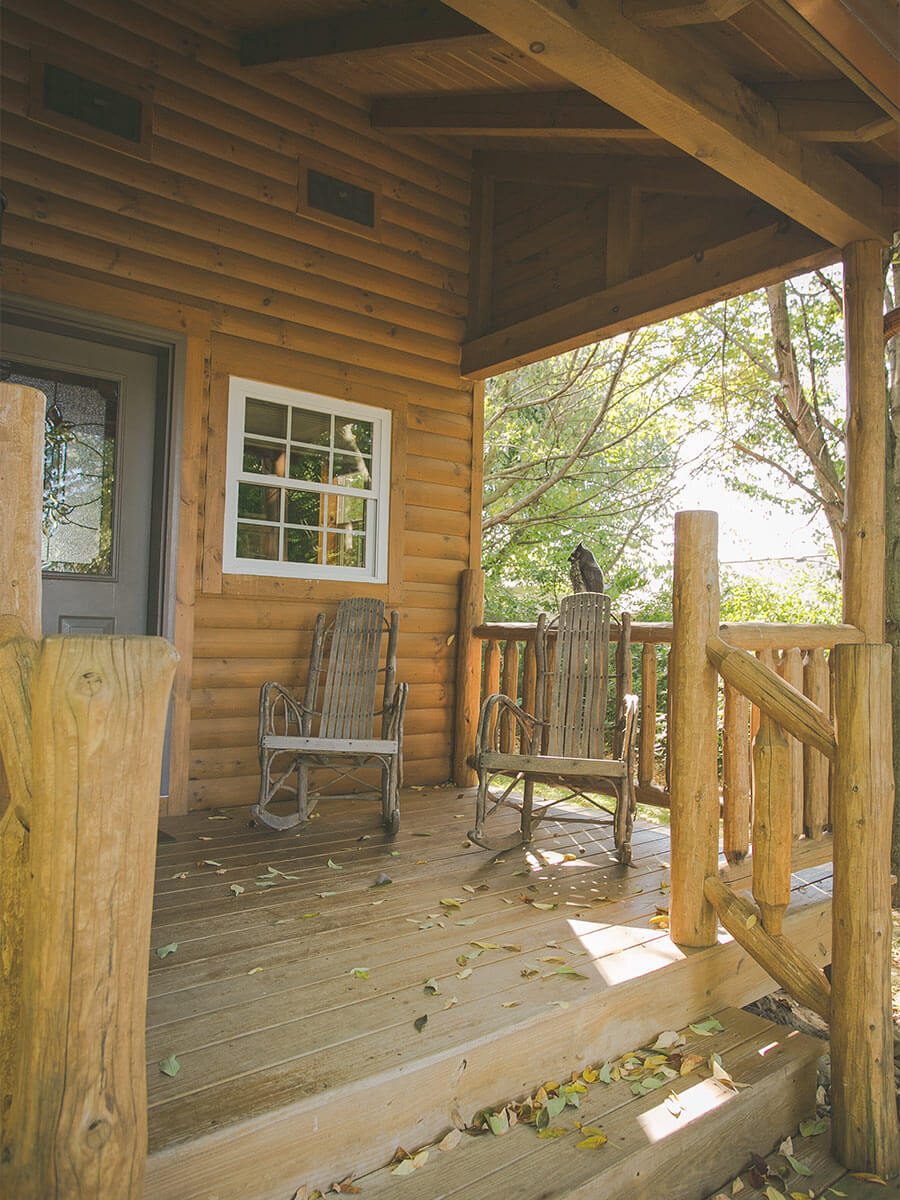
[356,1008,823,1200]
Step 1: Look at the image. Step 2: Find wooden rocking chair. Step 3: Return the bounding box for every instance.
[253,597,408,833]
[470,592,639,863]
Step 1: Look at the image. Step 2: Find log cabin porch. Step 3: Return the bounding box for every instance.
[146,787,833,1199]
[0,0,897,1194]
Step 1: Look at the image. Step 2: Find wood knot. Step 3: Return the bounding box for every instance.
[84,1116,112,1148]
[78,670,104,697]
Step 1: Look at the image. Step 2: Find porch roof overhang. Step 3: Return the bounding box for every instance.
[219,0,896,375]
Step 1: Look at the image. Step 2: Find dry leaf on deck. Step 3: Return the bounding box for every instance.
[159,1054,180,1077]
[155,943,178,958]
[414,1014,428,1033]
[437,1129,462,1152]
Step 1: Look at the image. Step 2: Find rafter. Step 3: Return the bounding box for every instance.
[623,0,750,27]
[440,0,892,245]
[460,221,836,378]
[240,0,488,70]
[371,90,652,138]
[474,149,749,197]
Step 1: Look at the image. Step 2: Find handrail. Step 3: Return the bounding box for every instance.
[475,618,864,649]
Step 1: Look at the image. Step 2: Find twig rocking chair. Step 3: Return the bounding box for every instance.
[469,592,638,864]
[253,597,408,834]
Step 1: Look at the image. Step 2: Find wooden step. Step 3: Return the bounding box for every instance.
[355,1008,823,1200]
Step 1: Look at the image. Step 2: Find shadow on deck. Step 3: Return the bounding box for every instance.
[146,786,833,1200]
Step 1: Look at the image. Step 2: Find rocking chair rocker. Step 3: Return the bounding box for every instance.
[469,592,639,864]
[253,597,408,833]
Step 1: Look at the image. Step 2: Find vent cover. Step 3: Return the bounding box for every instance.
[300,165,380,237]
[30,57,152,156]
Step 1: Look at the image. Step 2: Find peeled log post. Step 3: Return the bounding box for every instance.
[0,385,44,642]
[703,876,830,1020]
[615,613,633,698]
[751,712,793,935]
[499,639,519,753]
[830,643,900,1177]
[842,241,887,643]
[707,635,836,760]
[722,682,751,864]
[483,637,501,746]
[776,648,805,838]
[638,643,656,789]
[669,511,720,948]
[521,641,537,726]
[802,649,830,838]
[7,636,177,1198]
[452,568,484,786]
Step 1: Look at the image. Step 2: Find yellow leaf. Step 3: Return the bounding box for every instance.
[582,1067,599,1083]
[849,1174,886,1185]
[576,1133,608,1150]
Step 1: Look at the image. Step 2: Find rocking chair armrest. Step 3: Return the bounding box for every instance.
[613,692,639,763]
[476,693,541,753]
[259,682,311,738]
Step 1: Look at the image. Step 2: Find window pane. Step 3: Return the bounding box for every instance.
[236,523,278,560]
[245,398,287,439]
[285,488,323,527]
[291,407,331,446]
[326,494,367,532]
[331,452,370,489]
[335,418,373,456]
[289,446,329,483]
[243,438,286,477]
[237,482,282,522]
[327,531,366,568]
[284,527,322,564]
[7,363,118,577]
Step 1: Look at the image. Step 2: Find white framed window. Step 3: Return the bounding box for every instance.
[223,377,391,583]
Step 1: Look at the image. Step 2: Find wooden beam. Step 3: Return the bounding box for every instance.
[460,220,835,378]
[372,91,652,138]
[757,79,896,143]
[669,510,720,948]
[762,0,900,118]
[441,0,892,244]
[453,569,484,786]
[0,385,43,642]
[475,149,747,195]
[830,643,900,1176]
[605,184,639,287]
[467,170,494,339]
[624,0,750,27]
[704,876,831,1020]
[240,1,488,69]
[842,240,887,641]
[707,634,837,760]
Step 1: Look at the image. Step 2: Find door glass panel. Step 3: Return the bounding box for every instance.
[4,362,119,577]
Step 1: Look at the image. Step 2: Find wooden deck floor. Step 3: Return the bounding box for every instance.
[146,786,834,1200]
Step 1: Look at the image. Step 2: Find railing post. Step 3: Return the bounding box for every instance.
[669,510,720,947]
[802,648,830,838]
[830,642,900,1177]
[777,647,804,837]
[638,642,656,789]
[5,636,177,1198]
[453,567,484,787]
[0,384,44,1149]
[722,682,751,863]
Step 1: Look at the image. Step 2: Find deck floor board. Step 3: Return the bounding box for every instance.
[146,786,834,1196]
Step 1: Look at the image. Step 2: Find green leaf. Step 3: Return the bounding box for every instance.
[597,1061,614,1084]
[551,966,587,980]
[784,1153,813,1177]
[155,943,178,958]
[798,1118,828,1137]
[546,1095,566,1119]
[414,1014,428,1033]
[487,1110,509,1136]
[536,1127,566,1139]
[350,967,370,979]
[689,1016,725,1036]
[159,1054,181,1077]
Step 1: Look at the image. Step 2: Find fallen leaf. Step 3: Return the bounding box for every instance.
[536,1127,566,1139]
[317,890,337,898]
[680,1053,705,1075]
[530,901,557,911]
[171,872,189,879]
[501,1001,520,1009]
[443,996,458,1009]
[440,897,463,908]
[414,1014,428,1033]
[548,966,587,980]
[373,873,393,887]
[159,1054,180,1077]
[198,859,222,867]
[849,1174,886,1185]
[764,1188,787,1200]
[350,967,370,979]
[651,1030,683,1051]
[649,914,669,929]
[327,858,343,870]
[437,1129,461,1152]
[391,1150,428,1176]
[689,1016,725,1036]
[798,1117,828,1137]
[155,943,178,959]
[423,977,441,995]
[576,1129,608,1150]
[487,1110,509,1136]
[471,941,500,950]
[783,1152,813,1177]
[665,1091,684,1117]
[597,1062,614,1084]
[301,912,320,919]
[198,836,213,841]
[582,1067,599,1083]
[457,967,473,980]
[330,1175,362,1194]
[732,1181,744,1195]
[229,883,245,896]
[501,943,522,952]
[248,966,264,975]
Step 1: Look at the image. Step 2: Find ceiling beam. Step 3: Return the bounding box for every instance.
[240,1,488,70]
[439,0,892,245]
[474,149,749,196]
[460,221,836,378]
[371,90,653,138]
[622,0,750,27]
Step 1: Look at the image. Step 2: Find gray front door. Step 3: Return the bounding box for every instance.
[2,323,160,636]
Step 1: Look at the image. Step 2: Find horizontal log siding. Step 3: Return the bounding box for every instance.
[0,0,474,810]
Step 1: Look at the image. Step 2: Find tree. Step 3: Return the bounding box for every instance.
[481,327,706,618]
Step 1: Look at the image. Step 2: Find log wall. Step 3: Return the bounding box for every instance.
[0,0,476,811]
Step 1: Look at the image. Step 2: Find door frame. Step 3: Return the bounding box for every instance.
[1,294,187,799]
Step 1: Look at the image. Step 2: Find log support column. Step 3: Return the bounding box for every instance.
[669,510,720,947]
[453,568,485,786]
[831,643,899,1177]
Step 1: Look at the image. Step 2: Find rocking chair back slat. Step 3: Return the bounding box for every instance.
[320,597,385,739]
[545,593,611,759]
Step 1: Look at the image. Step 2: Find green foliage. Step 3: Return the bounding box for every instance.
[719,566,841,625]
